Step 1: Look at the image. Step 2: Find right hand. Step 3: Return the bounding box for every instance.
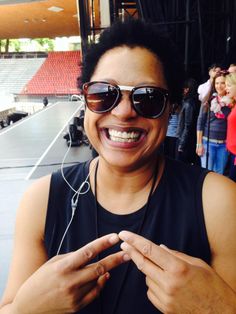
[12,233,128,314]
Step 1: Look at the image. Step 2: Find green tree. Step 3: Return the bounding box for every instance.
[9,39,21,52]
[0,39,11,52]
[33,38,54,51]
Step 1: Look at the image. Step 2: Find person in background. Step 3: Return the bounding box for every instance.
[225,72,236,181]
[176,78,200,164]
[228,63,236,73]
[43,96,48,107]
[197,63,221,103]
[0,19,236,314]
[196,72,231,174]
[163,102,180,159]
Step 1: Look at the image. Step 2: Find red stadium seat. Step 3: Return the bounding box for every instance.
[21,51,81,96]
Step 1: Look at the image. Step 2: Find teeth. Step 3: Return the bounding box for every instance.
[109,137,137,142]
[108,129,141,142]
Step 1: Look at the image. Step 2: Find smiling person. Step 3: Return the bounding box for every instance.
[1,19,236,314]
[196,72,231,174]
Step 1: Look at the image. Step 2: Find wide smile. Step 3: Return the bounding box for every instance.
[101,127,147,146]
[108,128,141,142]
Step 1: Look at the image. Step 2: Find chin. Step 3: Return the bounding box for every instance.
[99,148,158,172]
[101,151,134,165]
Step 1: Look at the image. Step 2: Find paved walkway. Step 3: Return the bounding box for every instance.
[0,101,92,298]
[0,179,33,298]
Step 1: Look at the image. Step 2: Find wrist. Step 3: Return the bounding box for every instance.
[196,143,203,148]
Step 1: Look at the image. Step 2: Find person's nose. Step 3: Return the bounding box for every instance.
[110,92,137,120]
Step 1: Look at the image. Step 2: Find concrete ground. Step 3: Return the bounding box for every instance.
[0,179,33,298]
[0,101,92,298]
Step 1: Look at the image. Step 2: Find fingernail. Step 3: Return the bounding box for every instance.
[120,242,129,251]
[160,244,168,249]
[105,272,110,280]
[109,234,119,244]
[119,230,130,241]
[122,253,131,261]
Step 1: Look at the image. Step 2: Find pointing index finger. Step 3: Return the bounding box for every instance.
[61,233,120,271]
[119,230,177,271]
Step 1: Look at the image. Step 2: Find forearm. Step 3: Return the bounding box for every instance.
[196,131,204,156]
[0,302,18,314]
[197,109,207,134]
[198,80,213,103]
[200,89,212,104]
[218,286,236,314]
[196,130,203,146]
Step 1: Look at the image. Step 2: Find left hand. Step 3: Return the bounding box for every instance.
[119,231,236,314]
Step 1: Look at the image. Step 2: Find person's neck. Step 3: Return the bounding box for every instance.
[90,154,164,214]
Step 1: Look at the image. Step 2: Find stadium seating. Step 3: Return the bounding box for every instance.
[0,58,46,95]
[21,51,81,95]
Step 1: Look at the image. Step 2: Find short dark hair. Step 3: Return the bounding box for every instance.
[79,18,184,105]
[208,63,222,71]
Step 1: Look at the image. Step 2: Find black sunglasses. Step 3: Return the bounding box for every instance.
[82,81,169,119]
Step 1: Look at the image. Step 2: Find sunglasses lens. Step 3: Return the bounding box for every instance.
[133,87,166,118]
[84,82,118,113]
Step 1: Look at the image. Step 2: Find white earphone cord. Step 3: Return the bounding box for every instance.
[58,123,98,254]
[57,161,97,255]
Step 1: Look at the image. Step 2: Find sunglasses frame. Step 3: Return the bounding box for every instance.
[82,81,169,119]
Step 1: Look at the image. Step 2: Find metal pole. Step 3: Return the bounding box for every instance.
[78,0,89,62]
[136,0,145,20]
[225,0,230,55]
[184,0,190,74]
[91,0,95,42]
[205,105,210,169]
[197,0,205,80]
[109,0,115,24]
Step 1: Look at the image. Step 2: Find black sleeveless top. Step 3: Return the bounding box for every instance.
[45,158,211,314]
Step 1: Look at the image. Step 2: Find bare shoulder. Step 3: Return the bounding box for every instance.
[16,174,52,237]
[202,172,236,289]
[19,174,51,213]
[202,172,236,232]
[0,174,51,305]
